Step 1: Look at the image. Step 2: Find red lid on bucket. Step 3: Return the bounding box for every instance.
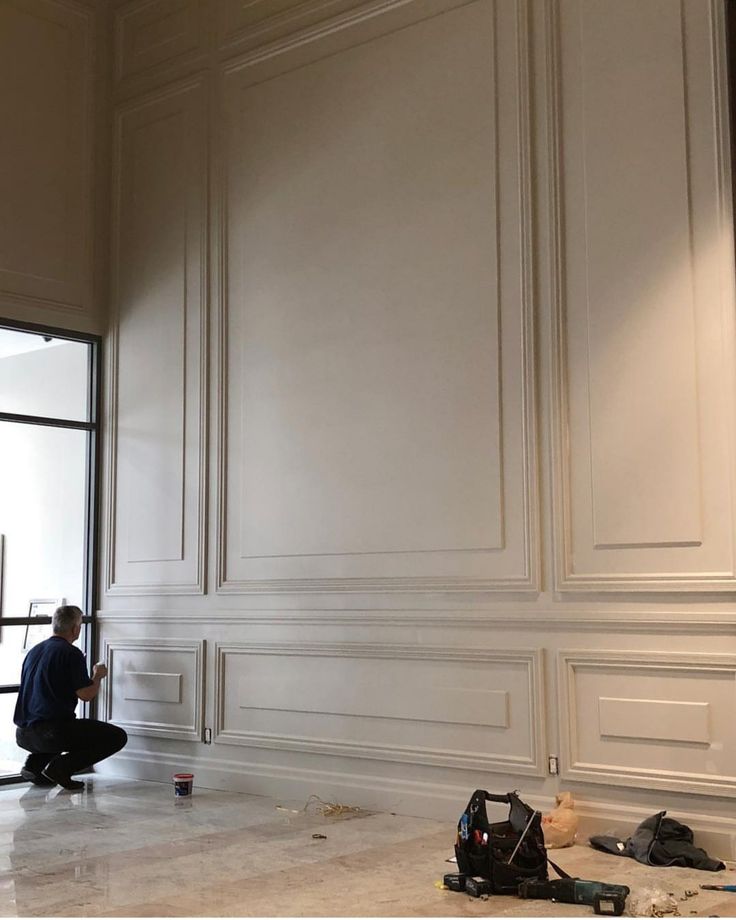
[173,773,194,780]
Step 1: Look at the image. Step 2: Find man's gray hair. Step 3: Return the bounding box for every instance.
[52,605,83,635]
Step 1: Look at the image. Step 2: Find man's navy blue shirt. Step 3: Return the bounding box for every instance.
[14,636,93,727]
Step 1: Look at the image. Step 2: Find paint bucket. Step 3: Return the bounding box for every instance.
[173,773,194,797]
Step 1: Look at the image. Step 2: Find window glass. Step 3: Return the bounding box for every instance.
[0,422,87,623]
[0,624,51,688]
[0,329,89,421]
[0,693,25,777]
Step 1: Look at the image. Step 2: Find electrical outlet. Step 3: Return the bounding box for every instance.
[548,755,559,775]
[203,727,212,744]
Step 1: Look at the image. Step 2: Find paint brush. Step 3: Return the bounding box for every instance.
[700,885,736,891]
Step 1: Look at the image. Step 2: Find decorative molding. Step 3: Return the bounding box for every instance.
[597,696,710,745]
[102,637,205,741]
[105,74,208,596]
[215,576,538,595]
[214,642,546,775]
[114,0,205,85]
[554,572,736,592]
[558,649,736,797]
[35,0,96,16]
[123,671,183,704]
[514,0,539,594]
[546,0,736,592]
[218,0,364,53]
[545,0,572,596]
[96,607,736,633]
[219,0,467,71]
[215,0,539,594]
[0,289,88,317]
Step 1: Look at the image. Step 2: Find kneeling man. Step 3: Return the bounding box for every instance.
[14,605,127,790]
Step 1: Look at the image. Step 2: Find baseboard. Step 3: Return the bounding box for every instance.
[99,750,736,862]
[97,748,494,820]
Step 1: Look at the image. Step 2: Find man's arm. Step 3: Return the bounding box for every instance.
[76,663,107,702]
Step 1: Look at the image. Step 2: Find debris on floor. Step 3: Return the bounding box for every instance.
[303,794,363,817]
[627,887,681,917]
[275,794,363,818]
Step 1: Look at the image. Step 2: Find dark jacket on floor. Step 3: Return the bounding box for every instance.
[590,812,725,872]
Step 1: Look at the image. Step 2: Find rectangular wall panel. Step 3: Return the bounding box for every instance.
[216,644,546,775]
[107,77,207,594]
[0,0,93,314]
[598,698,710,745]
[550,0,736,589]
[123,671,182,704]
[238,672,510,728]
[103,639,205,740]
[218,0,538,592]
[559,650,736,796]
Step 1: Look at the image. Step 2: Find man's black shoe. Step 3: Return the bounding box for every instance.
[20,767,55,787]
[41,765,84,791]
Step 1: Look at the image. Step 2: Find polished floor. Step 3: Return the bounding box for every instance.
[0,777,734,917]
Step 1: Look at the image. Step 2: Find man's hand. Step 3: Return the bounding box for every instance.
[77,663,108,701]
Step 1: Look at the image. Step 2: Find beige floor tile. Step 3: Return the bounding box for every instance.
[0,778,734,917]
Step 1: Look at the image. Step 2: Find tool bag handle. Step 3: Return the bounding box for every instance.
[462,789,538,839]
[475,791,515,804]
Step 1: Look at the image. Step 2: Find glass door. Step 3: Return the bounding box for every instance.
[0,320,100,784]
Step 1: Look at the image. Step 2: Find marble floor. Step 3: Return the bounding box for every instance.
[0,777,734,917]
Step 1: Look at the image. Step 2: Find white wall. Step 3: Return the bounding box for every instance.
[0,0,110,335]
[61,0,736,859]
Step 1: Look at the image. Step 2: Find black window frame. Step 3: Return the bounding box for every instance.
[0,317,102,785]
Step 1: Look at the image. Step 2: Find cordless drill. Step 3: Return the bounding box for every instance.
[518,878,630,916]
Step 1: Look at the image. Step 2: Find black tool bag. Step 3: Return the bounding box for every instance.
[455,790,549,895]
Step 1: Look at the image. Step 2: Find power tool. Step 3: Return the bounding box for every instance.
[442,873,466,892]
[465,876,492,898]
[518,877,630,916]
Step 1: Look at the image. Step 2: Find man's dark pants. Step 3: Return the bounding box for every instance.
[16,720,127,777]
